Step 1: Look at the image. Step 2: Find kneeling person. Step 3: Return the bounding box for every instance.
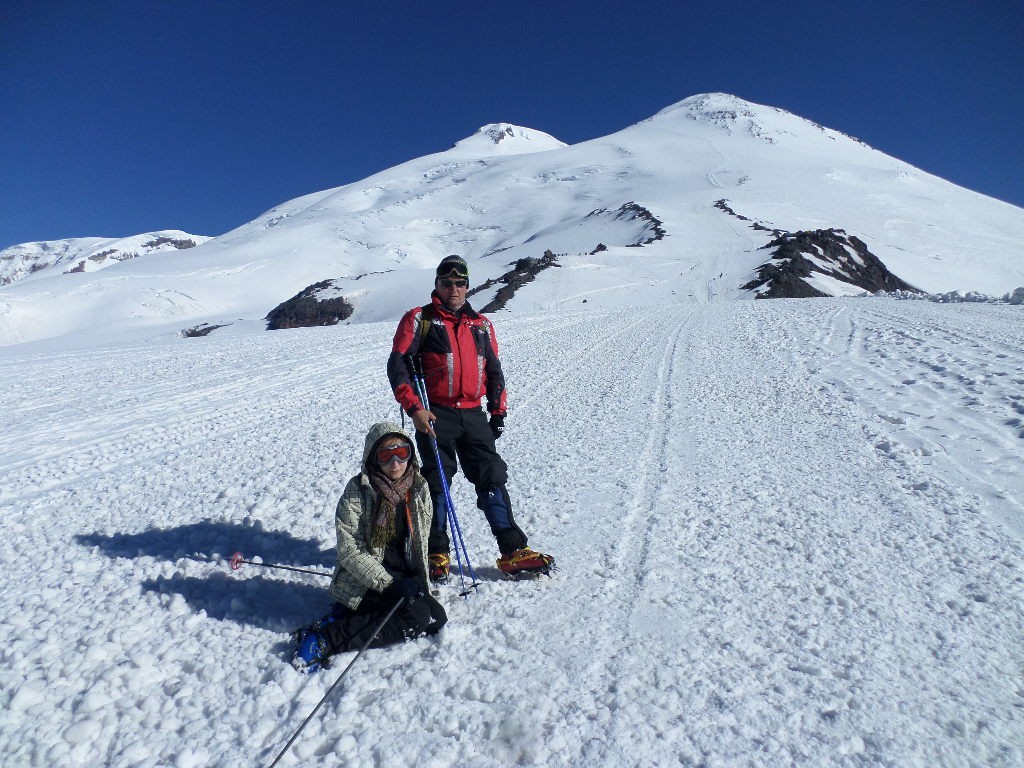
[292,422,447,673]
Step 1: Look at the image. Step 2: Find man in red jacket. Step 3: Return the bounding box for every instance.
[387,255,554,581]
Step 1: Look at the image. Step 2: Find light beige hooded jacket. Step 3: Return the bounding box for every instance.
[329,421,432,608]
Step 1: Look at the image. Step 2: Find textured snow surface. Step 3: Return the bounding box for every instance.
[1,297,1022,767]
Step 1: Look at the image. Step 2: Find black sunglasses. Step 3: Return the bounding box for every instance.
[438,278,468,288]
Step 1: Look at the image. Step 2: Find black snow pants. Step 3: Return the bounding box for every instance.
[414,404,527,557]
[324,591,447,653]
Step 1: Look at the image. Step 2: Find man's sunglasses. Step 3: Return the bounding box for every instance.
[438,278,468,288]
[377,443,412,465]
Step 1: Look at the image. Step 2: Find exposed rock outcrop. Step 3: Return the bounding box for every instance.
[265,280,354,330]
[585,202,666,246]
[713,199,779,234]
[743,229,921,299]
[469,251,561,313]
[181,323,228,338]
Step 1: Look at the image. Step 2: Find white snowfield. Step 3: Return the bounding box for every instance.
[1,297,1021,767]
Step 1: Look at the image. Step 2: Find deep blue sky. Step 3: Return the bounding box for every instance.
[2,0,1022,250]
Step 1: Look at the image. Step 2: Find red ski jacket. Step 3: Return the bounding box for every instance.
[388,293,507,416]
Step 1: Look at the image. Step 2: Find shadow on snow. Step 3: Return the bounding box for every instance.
[140,572,330,632]
[75,519,335,631]
[75,519,335,568]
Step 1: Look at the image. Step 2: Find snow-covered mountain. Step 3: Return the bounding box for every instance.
[449,122,568,155]
[0,231,211,286]
[1,93,1022,349]
[1,94,1023,767]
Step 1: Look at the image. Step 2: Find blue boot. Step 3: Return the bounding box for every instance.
[291,615,336,674]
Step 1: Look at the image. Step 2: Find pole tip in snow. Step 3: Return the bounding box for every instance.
[458,582,481,598]
[230,551,244,571]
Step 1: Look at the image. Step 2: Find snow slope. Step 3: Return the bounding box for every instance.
[2,94,1022,349]
[1,296,1022,767]
[0,232,211,286]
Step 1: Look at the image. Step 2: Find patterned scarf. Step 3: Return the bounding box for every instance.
[367,462,415,551]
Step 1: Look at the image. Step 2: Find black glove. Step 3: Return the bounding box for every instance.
[489,414,505,440]
[386,577,423,600]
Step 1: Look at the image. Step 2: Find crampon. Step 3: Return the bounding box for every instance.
[428,553,451,583]
[496,548,556,579]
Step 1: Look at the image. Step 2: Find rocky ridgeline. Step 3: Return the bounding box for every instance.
[713,200,923,299]
[584,202,666,246]
[713,199,778,234]
[1,234,204,285]
[743,229,920,299]
[64,237,200,274]
[469,251,561,313]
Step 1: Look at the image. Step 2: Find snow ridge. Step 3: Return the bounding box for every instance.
[0,231,211,286]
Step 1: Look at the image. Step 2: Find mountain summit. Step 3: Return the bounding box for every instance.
[1,93,1021,348]
[450,123,567,156]
[648,92,867,147]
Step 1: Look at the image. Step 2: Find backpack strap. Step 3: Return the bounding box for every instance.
[418,304,434,346]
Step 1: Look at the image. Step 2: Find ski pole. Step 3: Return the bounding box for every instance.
[412,372,473,595]
[267,597,406,768]
[409,360,479,596]
[406,357,479,596]
[229,551,331,579]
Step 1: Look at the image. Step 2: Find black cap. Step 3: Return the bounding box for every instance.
[435,255,469,280]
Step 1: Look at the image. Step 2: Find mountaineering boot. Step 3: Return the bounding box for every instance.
[429,553,451,583]
[496,547,555,577]
[291,615,336,674]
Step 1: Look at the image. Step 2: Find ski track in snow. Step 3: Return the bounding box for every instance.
[0,299,1022,767]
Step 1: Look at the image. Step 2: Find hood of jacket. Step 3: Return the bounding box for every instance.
[361,421,418,472]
